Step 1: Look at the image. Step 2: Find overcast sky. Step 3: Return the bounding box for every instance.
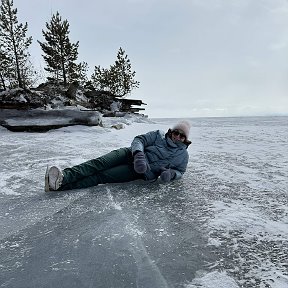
[13,0,288,118]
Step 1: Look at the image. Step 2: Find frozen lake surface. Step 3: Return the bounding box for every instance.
[0,116,287,288]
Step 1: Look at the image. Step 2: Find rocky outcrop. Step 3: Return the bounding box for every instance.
[0,82,146,132]
[0,88,46,109]
[83,89,146,116]
[0,83,147,115]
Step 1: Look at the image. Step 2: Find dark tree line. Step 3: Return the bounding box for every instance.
[0,0,139,97]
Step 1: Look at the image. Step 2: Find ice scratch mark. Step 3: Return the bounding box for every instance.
[131,238,169,288]
[105,187,122,211]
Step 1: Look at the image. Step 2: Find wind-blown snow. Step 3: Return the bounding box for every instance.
[0,115,287,288]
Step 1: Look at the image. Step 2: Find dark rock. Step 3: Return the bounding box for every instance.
[0,83,147,121]
[0,88,45,109]
[0,109,102,132]
[65,81,79,100]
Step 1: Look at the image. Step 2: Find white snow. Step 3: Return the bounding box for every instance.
[0,115,287,287]
[185,271,240,288]
[18,94,27,103]
[208,200,288,240]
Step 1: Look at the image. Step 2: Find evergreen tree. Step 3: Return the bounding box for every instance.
[113,47,140,96]
[68,61,89,86]
[38,12,87,86]
[0,49,12,89]
[0,0,33,88]
[91,47,140,97]
[91,65,114,92]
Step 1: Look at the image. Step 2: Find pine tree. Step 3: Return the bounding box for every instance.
[0,0,33,88]
[38,12,86,86]
[91,65,113,92]
[68,61,89,86]
[0,49,12,89]
[113,47,140,97]
[91,47,140,97]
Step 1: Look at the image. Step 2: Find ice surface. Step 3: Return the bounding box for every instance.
[0,115,287,287]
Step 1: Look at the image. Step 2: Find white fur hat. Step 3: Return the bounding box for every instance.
[172,120,191,139]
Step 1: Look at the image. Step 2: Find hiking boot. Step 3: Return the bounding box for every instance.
[45,166,63,192]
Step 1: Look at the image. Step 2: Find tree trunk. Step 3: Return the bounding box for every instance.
[60,39,67,85]
[0,72,6,90]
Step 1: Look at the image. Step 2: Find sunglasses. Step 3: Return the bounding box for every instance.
[172,129,186,139]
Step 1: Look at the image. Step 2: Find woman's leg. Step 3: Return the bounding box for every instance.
[61,147,132,185]
[59,163,143,191]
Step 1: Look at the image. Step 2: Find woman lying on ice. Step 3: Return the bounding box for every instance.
[45,121,191,192]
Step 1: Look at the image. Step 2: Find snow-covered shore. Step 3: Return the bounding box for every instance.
[0,116,287,288]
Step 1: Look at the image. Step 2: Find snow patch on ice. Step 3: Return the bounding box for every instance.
[185,271,240,288]
[258,262,288,288]
[0,173,21,195]
[207,198,288,287]
[208,200,288,239]
[207,237,222,247]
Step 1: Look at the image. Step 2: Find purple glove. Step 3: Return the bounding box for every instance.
[160,168,176,182]
[133,151,148,174]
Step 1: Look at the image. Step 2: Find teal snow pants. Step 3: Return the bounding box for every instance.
[59,148,144,191]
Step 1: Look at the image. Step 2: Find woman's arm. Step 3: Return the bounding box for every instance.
[131,130,160,154]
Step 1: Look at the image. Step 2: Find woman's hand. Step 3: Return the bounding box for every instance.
[133,151,149,174]
[160,168,176,182]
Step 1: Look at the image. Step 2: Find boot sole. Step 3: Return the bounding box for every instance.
[44,165,50,192]
[48,166,62,191]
